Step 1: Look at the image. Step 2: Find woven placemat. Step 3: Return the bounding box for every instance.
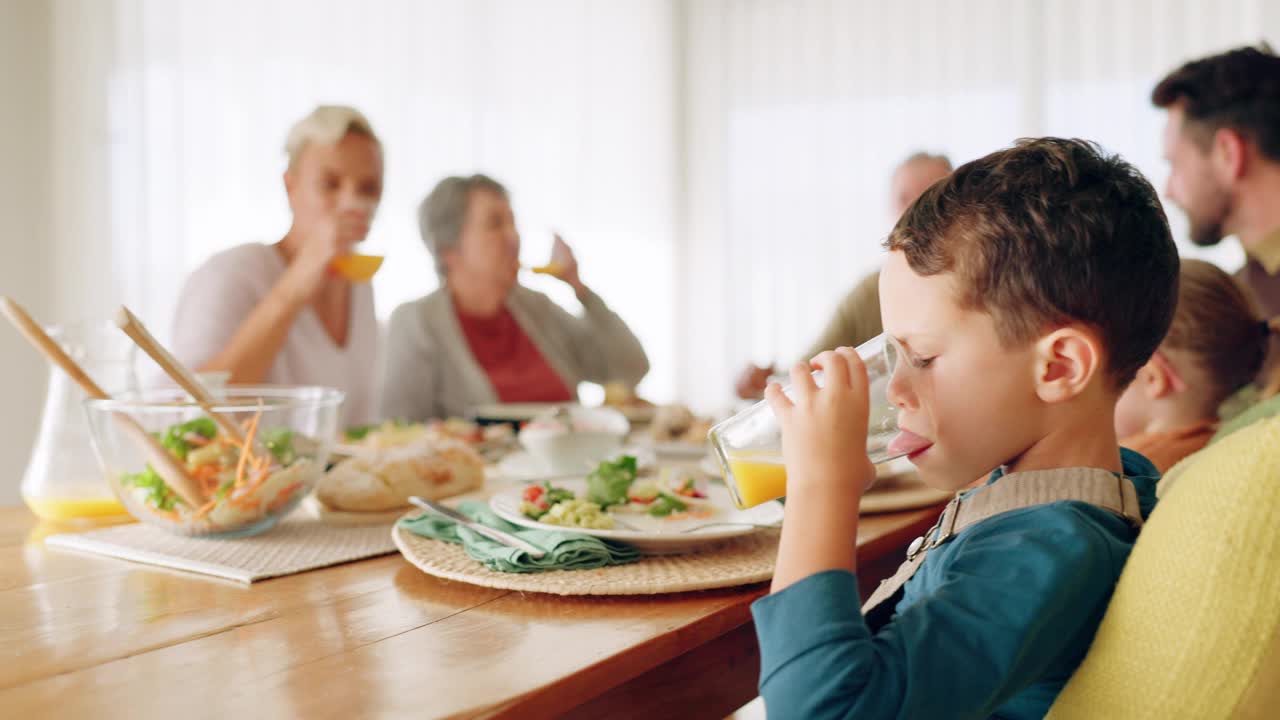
[45,509,398,583]
[393,516,779,596]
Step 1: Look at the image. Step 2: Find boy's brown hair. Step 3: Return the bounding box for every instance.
[885,137,1179,388]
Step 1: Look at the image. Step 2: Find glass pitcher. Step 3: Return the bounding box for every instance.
[21,321,139,522]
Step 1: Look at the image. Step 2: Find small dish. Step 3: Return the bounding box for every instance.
[518,406,630,475]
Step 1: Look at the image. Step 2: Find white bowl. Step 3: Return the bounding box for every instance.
[518,406,630,475]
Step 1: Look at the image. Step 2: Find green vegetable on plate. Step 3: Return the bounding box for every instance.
[585,455,638,508]
[646,492,688,518]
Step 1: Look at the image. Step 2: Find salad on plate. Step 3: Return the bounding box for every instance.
[517,456,714,530]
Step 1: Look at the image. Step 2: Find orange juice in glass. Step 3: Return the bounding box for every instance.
[710,334,908,509]
[723,452,788,508]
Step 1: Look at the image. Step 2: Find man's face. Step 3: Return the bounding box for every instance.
[1161,105,1232,247]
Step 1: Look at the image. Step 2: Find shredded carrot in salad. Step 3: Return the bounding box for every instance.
[232,408,263,488]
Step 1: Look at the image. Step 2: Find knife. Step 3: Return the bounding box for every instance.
[408,496,547,559]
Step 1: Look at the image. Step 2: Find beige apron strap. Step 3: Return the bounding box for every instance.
[861,469,1143,618]
[953,467,1144,532]
[861,495,958,615]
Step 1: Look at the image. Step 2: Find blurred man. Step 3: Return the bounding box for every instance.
[1151,44,1280,376]
[734,152,952,399]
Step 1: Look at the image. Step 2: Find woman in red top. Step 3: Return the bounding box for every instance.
[380,175,649,421]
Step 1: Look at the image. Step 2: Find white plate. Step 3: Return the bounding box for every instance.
[489,478,784,554]
[494,450,570,480]
[494,448,658,482]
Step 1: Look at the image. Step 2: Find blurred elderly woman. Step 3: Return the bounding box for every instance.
[170,106,383,425]
[380,174,649,421]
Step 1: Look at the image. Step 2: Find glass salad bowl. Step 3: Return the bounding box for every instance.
[84,385,343,538]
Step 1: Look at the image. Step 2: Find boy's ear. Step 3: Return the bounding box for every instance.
[1032,327,1104,403]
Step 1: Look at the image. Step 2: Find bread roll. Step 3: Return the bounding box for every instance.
[317,440,484,512]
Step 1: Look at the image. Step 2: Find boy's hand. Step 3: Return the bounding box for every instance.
[765,347,875,593]
[765,347,876,497]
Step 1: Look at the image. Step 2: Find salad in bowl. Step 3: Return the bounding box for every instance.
[84,386,342,537]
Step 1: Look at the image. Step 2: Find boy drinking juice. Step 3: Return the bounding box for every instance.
[754,138,1179,719]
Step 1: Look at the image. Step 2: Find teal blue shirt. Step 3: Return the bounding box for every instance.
[751,449,1158,720]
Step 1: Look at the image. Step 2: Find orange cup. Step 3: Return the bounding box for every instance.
[330,254,384,282]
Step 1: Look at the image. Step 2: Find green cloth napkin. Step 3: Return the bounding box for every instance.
[398,500,641,573]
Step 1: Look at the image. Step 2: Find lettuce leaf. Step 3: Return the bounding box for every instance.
[585,455,638,508]
[159,417,218,461]
[647,492,688,517]
[120,465,179,511]
[261,427,296,465]
[543,481,575,505]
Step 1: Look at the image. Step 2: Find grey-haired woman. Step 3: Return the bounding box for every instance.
[380,175,649,421]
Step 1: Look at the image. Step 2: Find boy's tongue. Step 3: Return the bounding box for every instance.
[888,429,933,457]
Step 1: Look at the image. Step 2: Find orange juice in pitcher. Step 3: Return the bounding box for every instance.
[21,321,138,523]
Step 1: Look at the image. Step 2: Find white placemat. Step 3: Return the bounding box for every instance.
[44,508,398,584]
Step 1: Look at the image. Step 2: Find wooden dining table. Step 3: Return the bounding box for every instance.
[0,500,942,719]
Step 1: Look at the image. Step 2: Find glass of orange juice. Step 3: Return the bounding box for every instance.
[709,334,906,509]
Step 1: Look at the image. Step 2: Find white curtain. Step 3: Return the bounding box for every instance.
[95,0,678,400]
[677,0,1277,411]
[44,0,1280,415]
